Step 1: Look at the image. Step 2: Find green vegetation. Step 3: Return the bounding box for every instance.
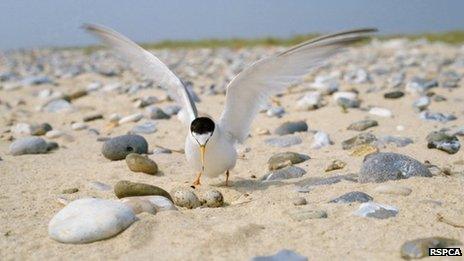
[76,30,464,53]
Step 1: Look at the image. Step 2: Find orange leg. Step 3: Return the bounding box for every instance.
[225,170,230,186]
[193,172,202,187]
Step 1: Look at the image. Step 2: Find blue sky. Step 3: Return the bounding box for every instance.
[1,0,463,50]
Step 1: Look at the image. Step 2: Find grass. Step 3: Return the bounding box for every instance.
[74,31,464,53]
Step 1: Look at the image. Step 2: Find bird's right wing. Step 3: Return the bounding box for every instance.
[83,23,197,125]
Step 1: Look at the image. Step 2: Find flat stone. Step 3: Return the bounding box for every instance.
[48,198,136,244]
[265,135,302,148]
[267,152,310,171]
[262,166,307,181]
[101,134,148,160]
[401,237,462,259]
[9,137,48,155]
[288,209,328,221]
[125,153,158,175]
[251,249,308,261]
[359,152,432,183]
[274,121,308,136]
[347,119,378,131]
[114,180,172,201]
[353,202,398,219]
[342,133,377,150]
[329,191,373,203]
[374,184,412,196]
[426,131,460,154]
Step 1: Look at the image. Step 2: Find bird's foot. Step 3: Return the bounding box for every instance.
[191,172,202,189]
[225,170,230,187]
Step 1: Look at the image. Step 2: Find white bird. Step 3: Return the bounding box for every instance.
[84,24,376,187]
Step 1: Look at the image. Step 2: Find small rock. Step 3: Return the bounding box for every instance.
[62,188,79,194]
[342,133,377,150]
[262,166,306,181]
[359,152,432,183]
[162,105,181,116]
[131,121,157,134]
[251,249,308,261]
[152,147,172,154]
[172,187,201,209]
[412,96,430,111]
[200,189,224,207]
[296,174,357,192]
[406,77,438,94]
[311,131,332,149]
[267,152,310,171]
[88,181,112,191]
[329,191,373,203]
[296,92,322,111]
[71,122,87,131]
[146,106,170,120]
[42,99,72,113]
[433,95,447,102]
[337,97,360,108]
[120,198,157,214]
[48,198,136,244]
[114,180,172,200]
[101,134,148,160]
[125,153,158,175]
[11,123,32,136]
[265,135,302,148]
[420,111,457,123]
[325,160,346,172]
[83,114,103,122]
[369,107,392,117]
[9,137,48,155]
[46,142,59,151]
[347,119,378,131]
[128,196,177,211]
[378,135,413,147]
[333,91,357,102]
[31,123,52,136]
[288,209,328,221]
[292,197,307,206]
[353,202,398,219]
[374,184,412,196]
[118,113,143,124]
[383,91,404,99]
[401,237,462,259]
[266,107,285,118]
[426,131,460,154]
[274,121,308,136]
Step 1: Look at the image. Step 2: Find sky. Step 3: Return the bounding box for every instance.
[0,0,463,50]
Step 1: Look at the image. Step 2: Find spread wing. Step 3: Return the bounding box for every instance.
[83,23,197,125]
[219,28,377,143]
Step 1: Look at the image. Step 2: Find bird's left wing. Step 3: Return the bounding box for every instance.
[219,28,377,143]
[83,23,197,125]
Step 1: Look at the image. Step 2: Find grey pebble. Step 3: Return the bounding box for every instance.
[265,135,302,148]
[262,166,307,181]
[378,135,413,147]
[353,202,398,219]
[426,131,461,154]
[9,137,48,156]
[101,134,148,160]
[251,249,307,261]
[31,123,52,136]
[329,191,373,203]
[347,119,378,131]
[146,106,170,120]
[342,133,377,150]
[420,111,457,122]
[131,121,157,134]
[267,152,310,171]
[274,121,308,136]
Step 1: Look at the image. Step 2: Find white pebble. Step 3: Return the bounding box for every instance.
[311,131,332,149]
[71,122,88,131]
[369,107,393,117]
[118,113,143,124]
[45,130,64,139]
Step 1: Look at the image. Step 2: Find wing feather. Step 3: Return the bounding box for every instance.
[219,28,377,142]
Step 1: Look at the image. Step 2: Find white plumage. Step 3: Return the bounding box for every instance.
[84,24,375,185]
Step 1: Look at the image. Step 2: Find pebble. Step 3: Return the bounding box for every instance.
[88,181,112,191]
[296,92,322,111]
[265,135,302,148]
[266,107,285,118]
[369,107,392,117]
[30,123,52,136]
[325,160,346,172]
[400,237,462,259]
[347,119,378,131]
[128,196,177,211]
[342,133,377,150]
[48,198,137,244]
[420,111,457,122]
[296,174,357,192]
[71,122,87,131]
[337,97,360,108]
[288,209,328,221]
[83,113,103,122]
[120,198,157,214]
[114,180,172,200]
[353,202,398,219]
[329,191,373,203]
[62,188,79,194]
[426,131,461,154]
[374,184,412,196]
[311,131,332,149]
[310,75,339,94]
[412,96,430,111]
[200,189,224,207]
[11,123,32,136]
[9,137,48,155]
[383,91,404,99]
[101,134,148,160]
[378,135,413,147]
[131,121,157,134]
[267,152,310,171]
[251,249,308,261]
[152,147,172,154]
[125,153,158,175]
[274,121,308,135]
[406,77,438,94]
[42,99,72,113]
[146,106,170,120]
[172,187,201,209]
[359,152,432,183]
[262,166,307,181]
[118,113,143,124]
[162,105,181,116]
[292,197,307,206]
[333,91,357,102]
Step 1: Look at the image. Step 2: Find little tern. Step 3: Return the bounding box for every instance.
[84,24,376,186]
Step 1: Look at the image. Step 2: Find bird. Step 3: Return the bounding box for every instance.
[83,24,376,187]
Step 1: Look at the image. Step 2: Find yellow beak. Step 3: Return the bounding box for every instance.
[199,145,206,171]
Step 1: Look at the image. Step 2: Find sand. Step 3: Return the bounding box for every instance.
[1,42,464,260]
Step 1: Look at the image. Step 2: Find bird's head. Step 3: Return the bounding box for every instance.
[190,117,215,170]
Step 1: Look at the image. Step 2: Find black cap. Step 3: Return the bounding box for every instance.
[190,117,215,134]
